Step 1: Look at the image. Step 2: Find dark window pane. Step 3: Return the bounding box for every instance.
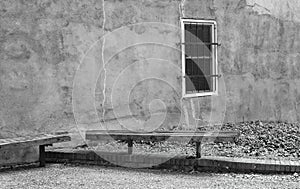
[184,24,211,43]
[184,22,213,93]
[185,59,211,92]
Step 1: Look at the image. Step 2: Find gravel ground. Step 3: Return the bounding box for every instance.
[0,164,299,189]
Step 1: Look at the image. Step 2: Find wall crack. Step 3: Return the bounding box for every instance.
[179,0,186,18]
[101,0,107,122]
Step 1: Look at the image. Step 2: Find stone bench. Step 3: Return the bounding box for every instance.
[0,133,71,167]
[85,130,240,158]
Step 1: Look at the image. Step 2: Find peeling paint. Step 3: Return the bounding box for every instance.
[246,0,300,22]
[190,98,201,121]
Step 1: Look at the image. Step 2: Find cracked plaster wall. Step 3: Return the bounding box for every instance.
[0,0,300,139]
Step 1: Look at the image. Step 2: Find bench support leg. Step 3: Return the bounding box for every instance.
[196,142,201,158]
[128,140,133,154]
[39,145,46,167]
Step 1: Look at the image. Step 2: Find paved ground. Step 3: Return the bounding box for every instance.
[0,164,299,189]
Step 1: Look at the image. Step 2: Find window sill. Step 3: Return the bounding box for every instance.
[182,92,218,98]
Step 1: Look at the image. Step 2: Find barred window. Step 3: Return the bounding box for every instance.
[181,19,219,97]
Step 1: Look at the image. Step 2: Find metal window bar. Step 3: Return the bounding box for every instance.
[196,23,199,90]
[182,42,220,45]
[209,24,212,91]
[184,75,221,78]
[186,56,211,59]
[202,24,206,91]
[190,23,193,81]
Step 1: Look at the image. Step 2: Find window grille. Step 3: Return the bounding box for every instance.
[181,19,219,97]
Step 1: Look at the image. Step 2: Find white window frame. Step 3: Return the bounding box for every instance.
[181,18,218,98]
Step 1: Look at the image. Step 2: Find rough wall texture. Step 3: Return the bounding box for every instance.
[0,0,300,139]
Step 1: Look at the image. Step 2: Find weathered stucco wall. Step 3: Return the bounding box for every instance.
[0,0,300,139]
